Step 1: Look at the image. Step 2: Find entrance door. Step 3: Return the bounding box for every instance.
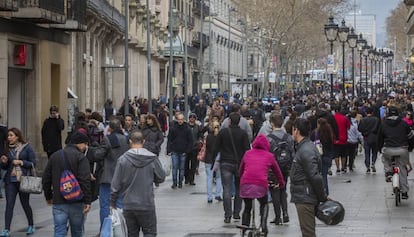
[7,69,26,133]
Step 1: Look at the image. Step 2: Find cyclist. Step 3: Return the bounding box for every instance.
[378,106,414,199]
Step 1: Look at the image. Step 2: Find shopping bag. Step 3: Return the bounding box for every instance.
[112,208,128,237]
[100,216,113,237]
[163,157,172,176]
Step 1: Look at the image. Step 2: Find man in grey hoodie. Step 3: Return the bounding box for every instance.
[110,130,166,237]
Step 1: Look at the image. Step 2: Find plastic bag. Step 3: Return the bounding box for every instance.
[163,157,172,176]
[100,216,113,237]
[112,208,128,237]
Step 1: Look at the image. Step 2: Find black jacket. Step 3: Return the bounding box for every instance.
[214,125,250,164]
[194,105,207,121]
[42,145,91,205]
[142,126,164,155]
[167,122,193,154]
[205,132,218,164]
[41,117,64,154]
[0,124,7,156]
[377,116,413,150]
[290,138,327,205]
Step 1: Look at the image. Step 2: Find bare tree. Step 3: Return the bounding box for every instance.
[386,2,409,70]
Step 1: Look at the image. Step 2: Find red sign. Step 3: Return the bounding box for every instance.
[14,44,27,66]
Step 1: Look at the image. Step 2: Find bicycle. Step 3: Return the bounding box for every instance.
[237,199,267,237]
[390,156,401,206]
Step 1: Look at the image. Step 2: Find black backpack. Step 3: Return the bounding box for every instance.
[267,133,292,173]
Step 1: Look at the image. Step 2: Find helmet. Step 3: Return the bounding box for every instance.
[316,200,345,225]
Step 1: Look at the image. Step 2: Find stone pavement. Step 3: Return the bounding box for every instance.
[1,151,414,237]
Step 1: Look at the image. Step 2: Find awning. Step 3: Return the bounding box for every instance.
[67,87,78,99]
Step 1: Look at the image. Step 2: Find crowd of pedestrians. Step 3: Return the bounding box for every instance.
[2,87,414,236]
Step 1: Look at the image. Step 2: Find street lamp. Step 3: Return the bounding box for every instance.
[228,7,236,93]
[146,0,152,113]
[338,19,349,96]
[324,16,338,99]
[362,44,370,96]
[356,34,366,96]
[378,49,384,93]
[347,27,358,98]
[388,51,394,87]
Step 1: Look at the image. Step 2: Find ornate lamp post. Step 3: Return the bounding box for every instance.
[388,51,394,87]
[347,28,358,97]
[362,44,370,96]
[356,34,366,96]
[338,19,349,96]
[368,47,375,97]
[324,16,338,99]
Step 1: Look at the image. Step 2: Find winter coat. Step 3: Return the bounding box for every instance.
[42,145,91,204]
[110,148,165,211]
[347,117,363,144]
[41,116,64,154]
[167,122,194,154]
[334,112,350,145]
[142,126,164,155]
[358,115,380,146]
[239,135,285,189]
[214,125,250,165]
[204,132,218,164]
[290,137,327,205]
[378,115,413,150]
[221,116,253,142]
[1,144,36,184]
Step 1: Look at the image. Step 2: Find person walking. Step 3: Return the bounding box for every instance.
[42,131,91,237]
[0,128,37,236]
[110,130,166,236]
[0,113,7,199]
[186,113,202,185]
[167,113,193,189]
[204,121,223,203]
[290,118,328,237]
[142,114,164,156]
[239,134,285,235]
[358,107,380,173]
[214,112,250,223]
[41,105,65,158]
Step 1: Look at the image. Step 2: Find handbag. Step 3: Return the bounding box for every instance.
[314,130,323,155]
[197,136,207,161]
[20,164,42,194]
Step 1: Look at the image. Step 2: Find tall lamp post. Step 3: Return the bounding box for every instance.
[347,28,358,98]
[368,47,375,97]
[356,34,366,96]
[378,49,384,93]
[362,44,370,96]
[388,51,394,87]
[124,0,129,115]
[324,16,338,99]
[146,0,152,113]
[228,7,236,93]
[338,19,349,96]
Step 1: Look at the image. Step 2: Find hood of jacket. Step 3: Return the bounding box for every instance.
[123,148,156,168]
[252,134,270,151]
[385,116,402,127]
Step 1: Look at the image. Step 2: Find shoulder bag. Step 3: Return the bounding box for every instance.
[20,163,42,194]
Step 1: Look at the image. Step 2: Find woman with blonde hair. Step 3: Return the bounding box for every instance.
[204,121,222,203]
[0,128,36,236]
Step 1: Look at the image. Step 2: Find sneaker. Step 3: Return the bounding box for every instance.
[328,169,333,176]
[336,169,341,174]
[215,196,223,201]
[0,229,10,237]
[282,214,289,223]
[189,182,196,186]
[26,226,35,235]
[371,166,376,173]
[341,168,347,173]
[270,218,281,225]
[233,214,241,220]
[171,184,177,189]
[224,217,231,223]
[207,199,213,203]
[178,184,183,189]
[366,168,371,174]
[402,192,409,199]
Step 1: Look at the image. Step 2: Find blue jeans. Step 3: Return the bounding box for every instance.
[205,163,222,200]
[4,182,33,230]
[220,162,242,218]
[171,152,186,186]
[53,203,84,237]
[364,143,378,168]
[99,183,123,227]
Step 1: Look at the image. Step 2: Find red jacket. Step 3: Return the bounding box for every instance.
[334,112,350,145]
[239,134,285,189]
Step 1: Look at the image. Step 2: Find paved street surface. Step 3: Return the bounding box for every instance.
[2,149,414,237]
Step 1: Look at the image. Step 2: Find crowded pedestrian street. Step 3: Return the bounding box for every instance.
[1,139,414,237]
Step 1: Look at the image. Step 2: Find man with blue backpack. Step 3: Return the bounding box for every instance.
[267,113,295,225]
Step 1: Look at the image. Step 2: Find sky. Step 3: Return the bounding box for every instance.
[353,0,400,47]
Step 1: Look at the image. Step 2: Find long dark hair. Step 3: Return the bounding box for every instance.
[146,114,161,131]
[7,128,27,153]
[317,118,334,145]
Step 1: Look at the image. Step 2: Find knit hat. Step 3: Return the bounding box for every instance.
[70,131,89,144]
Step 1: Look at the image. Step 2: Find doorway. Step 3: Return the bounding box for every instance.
[7,68,27,133]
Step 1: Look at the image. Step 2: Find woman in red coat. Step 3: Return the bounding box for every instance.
[239,134,285,235]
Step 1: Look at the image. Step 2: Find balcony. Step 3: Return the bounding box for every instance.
[12,0,66,24]
[192,0,210,16]
[404,0,414,6]
[88,0,125,33]
[0,0,17,11]
[50,0,87,31]
[192,32,209,48]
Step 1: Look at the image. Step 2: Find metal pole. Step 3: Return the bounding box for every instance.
[208,1,212,100]
[370,59,373,97]
[184,1,189,118]
[227,7,231,93]
[124,0,129,116]
[330,41,334,99]
[365,55,368,95]
[146,0,152,113]
[199,0,204,95]
[168,0,174,122]
[359,51,362,96]
[342,41,345,95]
[351,48,355,97]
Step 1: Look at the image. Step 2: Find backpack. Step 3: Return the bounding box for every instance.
[267,133,292,173]
[59,150,84,202]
